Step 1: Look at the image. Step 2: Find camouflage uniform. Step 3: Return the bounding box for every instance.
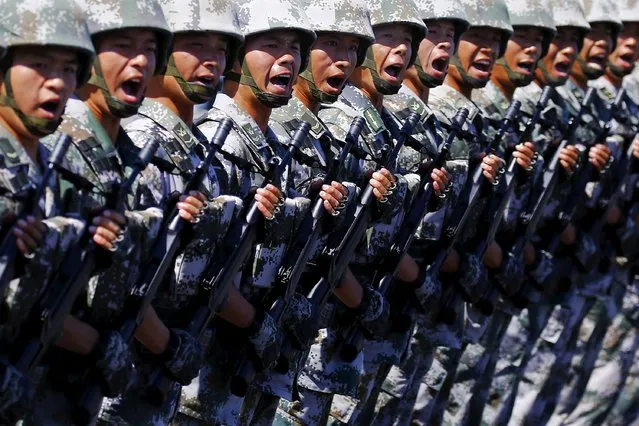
[182,2,315,423]
[23,1,173,424]
[508,1,625,423]
[235,1,375,424]
[99,2,245,424]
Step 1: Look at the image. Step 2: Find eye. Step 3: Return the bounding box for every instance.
[63,64,78,74]
[326,40,338,48]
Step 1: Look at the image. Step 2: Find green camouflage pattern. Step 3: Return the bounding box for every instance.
[77,0,172,74]
[368,0,427,66]
[549,0,590,32]
[582,0,623,30]
[505,0,556,55]
[413,0,470,33]
[461,0,513,55]
[0,0,94,84]
[300,0,375,67]
[158,0,243,40]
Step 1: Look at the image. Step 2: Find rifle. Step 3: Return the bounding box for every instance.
[11,136,160,381]
[339,108,469,362]
[146,121,311,404]
[0,134,73,315]
[71,119,234,422]
[433,104,519,323]
[270,117,366,376]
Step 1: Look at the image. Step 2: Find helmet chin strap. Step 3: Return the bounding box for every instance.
[576,55,605,80]
[88,58,142,118]
[0,68,60,137]
[361,49,401,95]
[413,57,445,88]
[537,60,568,87]
[495,58,534,87]
[166,55,215,104]
[239,60,291,108]
[299,67,339,104]
[449,55,488,89]
[607,59,633,79]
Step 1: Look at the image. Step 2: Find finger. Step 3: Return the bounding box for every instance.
[178,208,196,223]
[15,238,30,256]
[378,168,395,183]
[373,187,386,200]
[369,179,386,194]
[255,194,276,215]
[323,199,336,214]
[102,210,127,226]
[516,144,534,157]
[263,184,282,199]
[92,233,114,251]
[256,202,274,220]
[320,191,340,209]
[322,185,344,203]
[560,159,571,170]
[371,172,391,191]
[524,142,535,150]
[13,228,38,252]
[18,219,44,244]
[433,181,442,194]
[93,216,122,235]
[256,187,280,205]
[331,181,348,196]
[189,190,207,202]
[26,215,47,234]
[178,196,204,212]
[94,226,118,245]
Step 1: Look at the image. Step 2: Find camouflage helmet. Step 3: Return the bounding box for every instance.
[301,0,375,67]
[368,0,428,67]
[505,0,557,57]
[549,0,590,32]
[159,0,244,103]
[237,0,316,71]
[0,0,95,137]
[462,0,514,57]
[78,0,172,75]
[0,0,95,85]
[413,0,471,44]
[619,0,639,23]
[583,0,623,33]
[158,0,244,71]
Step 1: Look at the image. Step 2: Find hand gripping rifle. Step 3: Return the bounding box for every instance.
[12,136,160,383]
[145,121,311,404]
[339,109,469,362]
[434,105,517,323]
[0,134,73,316]
[270,117,366,377]
[72,119,234,422]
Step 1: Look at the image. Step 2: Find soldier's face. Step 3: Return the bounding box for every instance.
[608,22,639,76]
[580,22,613,76]
[371,23,414,87]
[456,27,501,83]
[172,32,229,92]
[419,20,456,81]
[538,26,580,84]
[94,29,158,108]
[243,30,302,97]
[504,27,544,78]
[309,33,360,96]
[0,47,79,133]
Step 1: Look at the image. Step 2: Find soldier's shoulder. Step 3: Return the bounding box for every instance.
[384,90,428,118]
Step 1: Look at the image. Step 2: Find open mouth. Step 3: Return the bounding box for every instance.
[120,78,143,103]
[39,100,61,119]
[588,54,607,70]
[326,75,345,91]
[431,56,449,73]
[269,73,292,94]
[554,61,571,74]
[472,59,492,73]
[517,61,535,74]
[618,53,636,68]
[384,64,403,78]
[195,75,216,88]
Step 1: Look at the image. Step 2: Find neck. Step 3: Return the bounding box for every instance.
[404,73,430,103]
[293,80,319,114]
[146,77,195,125]
[350,68,383,111]
[0,113,39,163]
[570,63,588,89]
[445,68,472,99]
[491,66,515,101]
[233,85,272,133]
[77,86,121,142]
[604,68,624,89]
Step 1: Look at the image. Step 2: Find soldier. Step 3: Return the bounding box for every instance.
[416,0,513,423]
[22,1,209,424]
[189,0,321,423]
[0,0,95,423]
[96,0,246,424]
[371,0,471,423]
[548,0,639,422]
[508,0,621,424]
[437,0,555,423]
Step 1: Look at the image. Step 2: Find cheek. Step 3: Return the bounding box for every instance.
[145,52,157,75]
[9,68,41,112]
[173,51,201,79]
[98,53,124,91]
